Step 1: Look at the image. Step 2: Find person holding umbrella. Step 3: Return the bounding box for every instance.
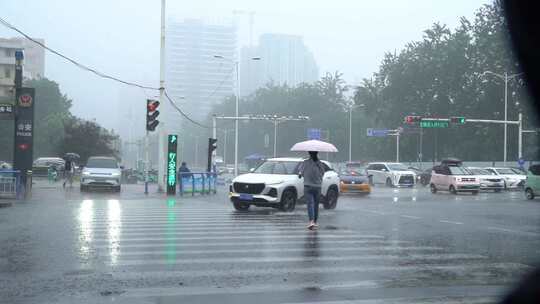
[63,153,80,189]
[292,139,338,230]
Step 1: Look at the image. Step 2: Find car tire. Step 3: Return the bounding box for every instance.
[430,184,437,194]
[525,188,535,200]
[233,201,250,211]
[368,176,374,186]
[323,187,338,210]
[385,178,393,187]
[280,189,297,212]
[449,185,457,195]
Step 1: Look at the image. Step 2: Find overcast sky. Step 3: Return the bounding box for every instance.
[0,0,490,134]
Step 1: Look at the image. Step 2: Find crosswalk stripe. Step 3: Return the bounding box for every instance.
[89,219,307,225]
[98,246,445,257]
[279,296,497,304]
[90,229,357,237]
[87,223,343,229]
[107,262,528,278]
[109,253,487,266]
[92,239,410,249]
[91,234,384,243]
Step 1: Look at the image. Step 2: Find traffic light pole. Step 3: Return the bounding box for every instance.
[145,130,149,195]
[157,0,166,193]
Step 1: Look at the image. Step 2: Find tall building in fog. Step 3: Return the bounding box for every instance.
[0,37,45,102]
[240,33,318,96]
[165,19,236,130]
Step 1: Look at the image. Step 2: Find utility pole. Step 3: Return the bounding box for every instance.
[273,120,278,157]
[157,0,167,192]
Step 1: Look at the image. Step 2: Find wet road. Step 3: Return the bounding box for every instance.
[1,183,539,304]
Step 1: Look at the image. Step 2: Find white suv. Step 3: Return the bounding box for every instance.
[430,163,480,194]
[366,162,416,187]
[485,167,526,189]
[80,156,122,192]
[229,157,340,211]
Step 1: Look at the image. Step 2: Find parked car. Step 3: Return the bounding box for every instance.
[32,157,65,177]
[524,164,540,200]
[80,156,122,192]
[430,159,480,194]
[0,161,12,170]
[366,162,416,187]
[339,169,371,195]
[467,167,505,192]
[229,157,340,211]
[485,167,526,189]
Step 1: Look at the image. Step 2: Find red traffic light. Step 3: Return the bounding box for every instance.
[147,100,160,112]
[404,115,422,124]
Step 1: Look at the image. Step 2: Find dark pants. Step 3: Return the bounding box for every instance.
[304,185,321,222]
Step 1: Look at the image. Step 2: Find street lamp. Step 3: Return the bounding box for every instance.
[213,55,261,176]
[481,70,523,166]
[348,103,365,162]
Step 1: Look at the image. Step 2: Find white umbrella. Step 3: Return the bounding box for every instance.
[290,139,338,153]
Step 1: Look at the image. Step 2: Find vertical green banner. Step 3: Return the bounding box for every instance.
[167,134,178,195]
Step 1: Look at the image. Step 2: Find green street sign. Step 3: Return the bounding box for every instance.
[420,120,449,128]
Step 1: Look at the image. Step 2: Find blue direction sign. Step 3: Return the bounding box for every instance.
[307,128,321,140]
[367,128,389,137]
[518,157,525,168]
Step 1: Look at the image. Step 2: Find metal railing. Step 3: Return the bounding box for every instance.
[0,170,22,199]
[178,172,217,196]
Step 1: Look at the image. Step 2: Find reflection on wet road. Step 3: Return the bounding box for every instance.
[0,186,538,303]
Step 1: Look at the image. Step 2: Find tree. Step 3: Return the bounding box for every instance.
[61,117,120,162]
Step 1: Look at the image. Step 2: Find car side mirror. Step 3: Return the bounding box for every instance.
[120,166,125,170]
[249,168,255,173]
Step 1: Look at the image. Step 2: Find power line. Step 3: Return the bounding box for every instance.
[0,16,160,90]
[163,90,210,129]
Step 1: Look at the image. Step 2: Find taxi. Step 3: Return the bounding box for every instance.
[339,169,371,194]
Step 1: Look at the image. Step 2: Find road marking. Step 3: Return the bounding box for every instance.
[91,234,385,244]
[118,280,381,298]
[279,296,497,304]
[439,220,464,225]
[100,246,445,257]
[365,210,386,215]
[92,239,411,249]
[108,262,529,278]
[110,253,487,267]
[400,215,421,219]
[486,226,540,237]
[92,229,358,237]
[89,226,352,232]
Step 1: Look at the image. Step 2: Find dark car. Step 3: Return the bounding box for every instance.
[419,168,433,186]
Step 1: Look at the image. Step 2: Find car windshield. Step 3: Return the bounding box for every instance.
[510,168,525,175]
[85,158,118,169]
[254,161,299,175]
[387,164,409,171]
[469,168,492,175]
[496,168,518,175]
[448,166,472,175]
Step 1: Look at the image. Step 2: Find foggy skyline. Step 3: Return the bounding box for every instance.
[0,0,489,135]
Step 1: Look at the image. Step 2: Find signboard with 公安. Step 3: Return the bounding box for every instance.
[167,134,178,195]
[13,88,35,172]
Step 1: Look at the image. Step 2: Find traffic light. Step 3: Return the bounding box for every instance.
[207,138,218,172]
[404,115,422,124]
[450,116,466,124]
[146,99,160,131]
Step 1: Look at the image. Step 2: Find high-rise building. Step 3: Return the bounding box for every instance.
[0,37,45,102]
[240,33,318,96]
[165,19,237,130]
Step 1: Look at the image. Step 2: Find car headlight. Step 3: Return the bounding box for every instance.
[82,171,91,176]
[111,172,121,177]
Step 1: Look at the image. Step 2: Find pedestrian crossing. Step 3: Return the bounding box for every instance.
[71,199,529,304]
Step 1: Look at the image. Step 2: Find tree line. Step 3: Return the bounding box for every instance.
[202,0,538,164]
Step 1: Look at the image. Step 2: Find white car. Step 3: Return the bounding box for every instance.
[366,162,416,187]
[229,157,340,211]
[430,164,480,194]
[467,167,505,192]
[80,156,122,192]
[485,167,526,189]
